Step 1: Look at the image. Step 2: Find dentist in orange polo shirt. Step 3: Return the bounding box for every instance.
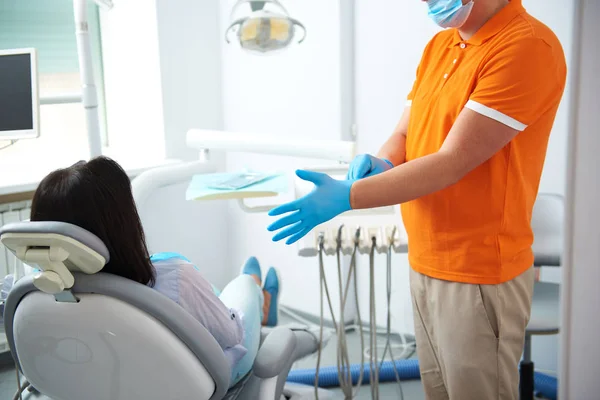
[267,0,566,398]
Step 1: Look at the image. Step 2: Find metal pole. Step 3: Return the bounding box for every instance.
[73,0,103,159]
[523,334,532,363]
[40,93,82,105]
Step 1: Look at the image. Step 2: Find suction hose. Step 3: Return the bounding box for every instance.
[534,371,557,400]
[286,360,558,400]
[287,359,420,387]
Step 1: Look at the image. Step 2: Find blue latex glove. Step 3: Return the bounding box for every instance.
[346,154,393,180]
[267,170,353,244]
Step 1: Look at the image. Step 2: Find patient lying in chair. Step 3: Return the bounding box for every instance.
[28,156,281,387]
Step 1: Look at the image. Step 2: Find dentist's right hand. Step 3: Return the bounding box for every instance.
[346,154,394,180]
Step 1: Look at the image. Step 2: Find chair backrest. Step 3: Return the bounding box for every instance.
[1,222,231,400]
[531,194,564,267]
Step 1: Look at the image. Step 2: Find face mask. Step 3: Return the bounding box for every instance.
[427,0,474,29]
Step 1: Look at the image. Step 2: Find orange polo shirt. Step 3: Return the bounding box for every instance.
[402,0,567,284]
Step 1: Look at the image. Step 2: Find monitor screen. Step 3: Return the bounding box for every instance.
[0,49,39,140]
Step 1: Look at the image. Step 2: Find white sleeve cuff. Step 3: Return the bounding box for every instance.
[465,100,527,131]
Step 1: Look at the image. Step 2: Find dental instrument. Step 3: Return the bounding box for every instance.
[225,0,306,54]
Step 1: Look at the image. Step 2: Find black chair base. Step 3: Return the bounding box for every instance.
[520,360,535,400]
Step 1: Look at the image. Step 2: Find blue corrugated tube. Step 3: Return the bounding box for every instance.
[286,360,557,400]
[286,359,420,387]
[534,371,558,400]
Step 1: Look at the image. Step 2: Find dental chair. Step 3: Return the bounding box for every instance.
[1,221,326,400]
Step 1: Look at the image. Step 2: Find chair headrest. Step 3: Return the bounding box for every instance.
[0,221,109,293]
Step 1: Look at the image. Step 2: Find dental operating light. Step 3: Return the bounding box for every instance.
[225,0,306,54]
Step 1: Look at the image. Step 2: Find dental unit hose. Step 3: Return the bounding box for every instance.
[314,226,405,399]
[316,230,365,399]
[379,226,405,400]
[368,236,380,399]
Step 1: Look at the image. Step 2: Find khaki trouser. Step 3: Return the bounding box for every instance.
[410,267,535,400]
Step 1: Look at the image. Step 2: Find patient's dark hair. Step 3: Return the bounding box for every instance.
[30,156,156,286]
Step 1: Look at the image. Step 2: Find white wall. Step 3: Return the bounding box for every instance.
[526,0,574,197]
[560,1,600,397]
[135,0,232,289]
[100,0,165,160]
[155,0,224,163]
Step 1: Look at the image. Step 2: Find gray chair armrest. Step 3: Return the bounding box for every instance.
[526,317,560,335]
[254,327,296,379]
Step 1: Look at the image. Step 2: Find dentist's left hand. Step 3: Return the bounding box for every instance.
[267,170,353,244]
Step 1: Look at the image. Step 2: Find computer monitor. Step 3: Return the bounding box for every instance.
[0,48,39,140]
